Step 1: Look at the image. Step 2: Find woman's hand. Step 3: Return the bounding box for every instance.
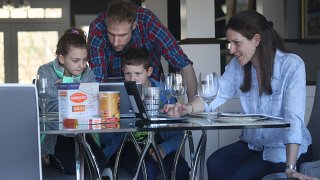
[162,102,189,117]
[286,169,319,180]
[162,96,205,116]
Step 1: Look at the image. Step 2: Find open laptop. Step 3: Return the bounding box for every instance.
[0,84,42,179]
[103,76,125,82]
[99,82,142,118]
[124,81,189,125]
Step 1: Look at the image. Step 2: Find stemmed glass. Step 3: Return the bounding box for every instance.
[160,73,172,106]
[36,75,53,116]
[168,73,185,103]
[198,72,219,119]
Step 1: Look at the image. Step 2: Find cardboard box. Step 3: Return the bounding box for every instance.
[58,82,99,123]
[61,117,120,130]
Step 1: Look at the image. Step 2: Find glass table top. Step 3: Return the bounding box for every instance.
[40,114,290,135]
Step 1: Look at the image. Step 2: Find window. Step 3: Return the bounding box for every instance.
[0,32,4,83]
[0,8,62,19]
[18,31,58,83]
[0,0,69,83]
[75,15,96,37]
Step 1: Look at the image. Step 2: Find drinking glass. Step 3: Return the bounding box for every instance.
[168,73,185,103]
[160,73,172,106]
[198,72,219,119]
[36,75,53,115]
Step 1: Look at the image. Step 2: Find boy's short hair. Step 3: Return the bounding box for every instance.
[122,48,150,70]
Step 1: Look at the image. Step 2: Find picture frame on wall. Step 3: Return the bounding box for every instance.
[300,0,320,39]
[225,0,255,22]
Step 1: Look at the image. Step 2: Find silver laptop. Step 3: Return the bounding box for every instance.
[124,81,189,125]
[99,82,142,118]
[0,84,42,179]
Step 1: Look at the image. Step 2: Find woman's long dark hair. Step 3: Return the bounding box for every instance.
[225,10,288,95]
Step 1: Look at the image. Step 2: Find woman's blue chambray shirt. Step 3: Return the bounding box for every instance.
[208,50,311,163]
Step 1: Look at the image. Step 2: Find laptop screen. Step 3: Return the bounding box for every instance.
[124,81,188,124]
[99,82,142,117]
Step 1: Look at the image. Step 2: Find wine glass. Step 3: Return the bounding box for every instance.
[198,72,219,119]
[36,75,53,116]
[168,73,185,103]
[160,73,172,106]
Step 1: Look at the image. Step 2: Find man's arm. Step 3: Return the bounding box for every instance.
[181,64,197,101]
[88,13,107,83]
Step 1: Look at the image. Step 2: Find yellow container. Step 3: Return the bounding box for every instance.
[99,91,120,122]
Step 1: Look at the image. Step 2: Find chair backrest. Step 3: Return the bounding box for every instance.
[0,84,42,179]
[307,71,320,160]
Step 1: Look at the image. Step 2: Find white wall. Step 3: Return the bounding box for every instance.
[143,0,169,73]
[180,0,215,39]
[256,0,285,37]
[181,44,220,75]
[143,0,167,26]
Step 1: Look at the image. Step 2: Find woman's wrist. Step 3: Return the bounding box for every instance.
[285,163,297,178]
[286,164,297,171]
[186,103,194,115]
[285,168,297,178]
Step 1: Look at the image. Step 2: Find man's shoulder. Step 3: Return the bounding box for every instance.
[90,12,106,30]
[135,5,151,14]
[135,6,157,21]
[94,12,106,22]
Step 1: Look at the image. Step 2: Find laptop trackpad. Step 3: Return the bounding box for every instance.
[149,115,189,122]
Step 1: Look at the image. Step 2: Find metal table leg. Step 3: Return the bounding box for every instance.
[189,130,207,180]
[129,133,147,180]
[113,133,128,180]
[133,131,168,180]
[171,130,190,180]
[199,130,207,180]
[187,130,195,168]
[113,133,147,180]
[79,134,102,180]
[74,135,84,180]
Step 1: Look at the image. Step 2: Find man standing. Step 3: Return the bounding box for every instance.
[88,1,197,101]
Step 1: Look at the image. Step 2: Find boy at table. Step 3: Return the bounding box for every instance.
[100,47,190,180]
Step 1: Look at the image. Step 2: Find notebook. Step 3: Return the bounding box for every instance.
[124,81,189,125]
[99,82,142,118]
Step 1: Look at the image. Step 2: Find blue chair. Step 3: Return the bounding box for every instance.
[262,70,320,179]
[299,70,320,178]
